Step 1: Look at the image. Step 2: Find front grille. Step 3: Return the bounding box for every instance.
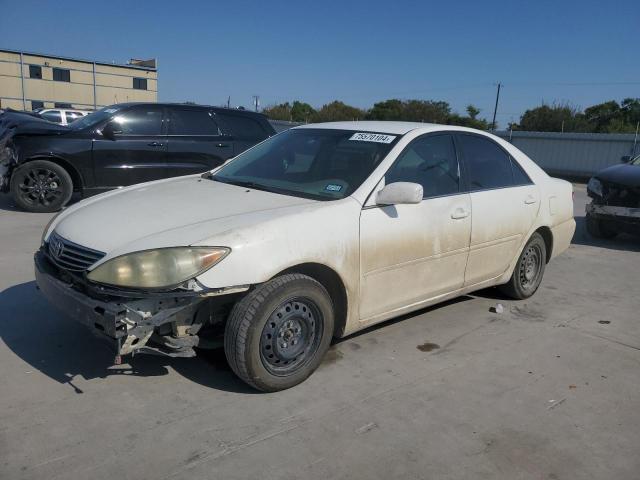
[47,231,106,272]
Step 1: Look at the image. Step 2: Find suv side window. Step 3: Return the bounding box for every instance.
[111,106,163,135]
[168,109,221,135]
[40,111,62,123]
[457,134,515,191]
[386,134,460,198]
[216,113,267,140]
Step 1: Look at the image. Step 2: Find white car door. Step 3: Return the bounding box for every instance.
[456,133,540,286]
[359,133,471,321]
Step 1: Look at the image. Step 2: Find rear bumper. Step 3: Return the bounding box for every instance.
[550,218,576,260]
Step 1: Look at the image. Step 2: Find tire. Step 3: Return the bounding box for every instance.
[10,160,73,212]
[224,274,335,392]
[586,213,617,239]
[499,232,547,300]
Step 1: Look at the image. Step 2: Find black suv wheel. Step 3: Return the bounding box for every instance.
[10,160,73,212]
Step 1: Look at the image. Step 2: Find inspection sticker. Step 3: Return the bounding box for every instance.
[325,184,343,192]
[349,132,396,143]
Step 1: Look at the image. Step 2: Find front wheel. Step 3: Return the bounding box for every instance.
[10,160,73,212]
[224,274,335,392]
[499,232,547,300]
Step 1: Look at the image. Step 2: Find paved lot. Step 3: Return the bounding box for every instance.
[1,185,639,480]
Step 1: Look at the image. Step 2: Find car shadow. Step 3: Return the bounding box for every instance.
[571,215,640,252]
[0,281,258,394]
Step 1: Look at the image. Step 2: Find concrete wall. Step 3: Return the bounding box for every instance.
[0,49,157,111]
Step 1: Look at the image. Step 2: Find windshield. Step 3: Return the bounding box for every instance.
[69,106,120,130]
[212,128,400,200]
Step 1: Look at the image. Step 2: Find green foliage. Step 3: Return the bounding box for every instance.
[310,101,366,122]
[262,102,293,121]
[367,99,451,123]
[290,101,316,123]
[514,99,640,133]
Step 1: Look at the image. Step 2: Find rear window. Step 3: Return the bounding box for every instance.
[40,111,62,123]
[169,109,221,135]
[216,113,267,140]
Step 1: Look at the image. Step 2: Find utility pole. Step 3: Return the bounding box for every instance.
[252,95,260,112]
[491,82,501,131]
[227,96,230,109]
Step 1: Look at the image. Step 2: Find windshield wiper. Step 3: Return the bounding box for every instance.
[211,177,287,195]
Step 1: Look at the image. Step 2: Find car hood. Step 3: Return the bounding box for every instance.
[595,163,640,187]
[51,175,317,255]
[0,110,70,139]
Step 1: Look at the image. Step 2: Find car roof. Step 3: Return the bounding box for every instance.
[294,121,447,135]
[109,102,267,118]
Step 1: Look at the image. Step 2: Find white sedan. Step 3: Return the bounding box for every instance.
[35,122,575,391]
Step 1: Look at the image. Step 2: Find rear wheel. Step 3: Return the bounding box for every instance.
[224,274,334,392]
[586,213,617,239]
[10,160,73,212]
[499,232,547,300]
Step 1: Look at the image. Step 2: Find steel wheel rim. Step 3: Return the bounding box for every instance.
[519,244,542,289]
[18,168,64,206]
[260,298,323,376]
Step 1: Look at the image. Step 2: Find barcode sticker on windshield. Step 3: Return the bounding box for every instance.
[349,132,396,143]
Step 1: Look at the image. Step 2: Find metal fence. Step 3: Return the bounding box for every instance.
[268,120,639,178]
[493,130,638,178]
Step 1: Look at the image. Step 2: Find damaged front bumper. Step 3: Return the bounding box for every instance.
[34,250,247,361]
[586,203,640,235]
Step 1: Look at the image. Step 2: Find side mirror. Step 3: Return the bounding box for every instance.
[620,155,631,163]
[376,182,423,205]
[101,122,121,140]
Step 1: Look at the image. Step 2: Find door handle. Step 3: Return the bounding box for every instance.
[450,207,470,219]
[216,143,231,148]
[524,195,537,204]
[148,141,164,147]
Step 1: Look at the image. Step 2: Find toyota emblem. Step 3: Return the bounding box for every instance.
[50,237,64,259]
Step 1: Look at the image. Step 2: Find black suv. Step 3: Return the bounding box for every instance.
[0,103,275,212]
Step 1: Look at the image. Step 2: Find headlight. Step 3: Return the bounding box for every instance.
[87,247,230,289]
[587,177,603,197]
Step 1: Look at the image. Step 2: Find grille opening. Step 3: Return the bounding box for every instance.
[47,232,105,272]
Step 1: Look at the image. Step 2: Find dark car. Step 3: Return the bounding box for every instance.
[585,153,640,238]
[0,103,275,212]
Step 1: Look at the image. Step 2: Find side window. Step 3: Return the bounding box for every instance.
[458,135,513,190]
[216,113,267,140]
[40,111,62,123]
[511,158,532,185]
[168,109,221,135]
[111,107,163,135]
[386,134,460,198]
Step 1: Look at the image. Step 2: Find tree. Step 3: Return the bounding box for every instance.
[466,104,480,119]
[367,99,451,123]
[516,103,589,132]
[290,101,316,123]
[262,102,293,121]
[311,101,365,122]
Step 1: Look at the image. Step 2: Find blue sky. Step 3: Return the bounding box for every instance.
[1,0,638,126]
